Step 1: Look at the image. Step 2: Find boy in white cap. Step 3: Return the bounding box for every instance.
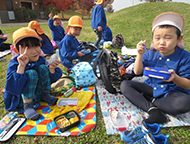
[120,12,190,124]
[4,27,62,120]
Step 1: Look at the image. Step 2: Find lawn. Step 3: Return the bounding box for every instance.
[1,2,190,144]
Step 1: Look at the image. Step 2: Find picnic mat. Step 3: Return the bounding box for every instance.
[96,79,190,135]
[0,50,10,58]
[15,86,96,136]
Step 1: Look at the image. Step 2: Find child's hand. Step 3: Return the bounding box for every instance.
[163,69,176,82]
[49,12,53,19]
[78,51,85,57]
[98,26,102,31]
[17,46,29,67]
[49,60,60,73]
[137,40,146,55]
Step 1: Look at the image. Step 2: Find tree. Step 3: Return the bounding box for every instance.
[43,0,75,18]
[75,0,95,19]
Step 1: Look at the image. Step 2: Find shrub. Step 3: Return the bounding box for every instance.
[14,8,37,22]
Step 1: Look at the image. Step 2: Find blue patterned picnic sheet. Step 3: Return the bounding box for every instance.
[96,78,190,135]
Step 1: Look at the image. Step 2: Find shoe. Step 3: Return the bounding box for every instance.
[134,133,168,144]
[120,120,161,143]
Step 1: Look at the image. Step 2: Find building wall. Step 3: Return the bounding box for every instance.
[0,0,43,23]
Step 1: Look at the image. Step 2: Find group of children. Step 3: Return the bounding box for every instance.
[2,0,190,128]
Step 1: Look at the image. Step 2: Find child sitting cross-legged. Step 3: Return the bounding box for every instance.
[59,16,93,69]
[3,27,62,120]
[120,12,190,124]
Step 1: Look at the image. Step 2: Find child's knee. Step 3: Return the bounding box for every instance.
[26,69,38,79]
[38,64,49,74]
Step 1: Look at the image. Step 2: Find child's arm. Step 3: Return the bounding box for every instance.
[49,12,53,20]
[48,13,56,30]
[164,70,190,90]
[134,40,146,75]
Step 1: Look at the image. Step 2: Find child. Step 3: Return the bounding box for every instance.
[0,29,11,51]
[28,20,54,54]
[99,23,113,47]
[48,13,65,45]
[120,12,190,124]
[59,15,93,69]
[91,0,111,47]
[4,27,62,120]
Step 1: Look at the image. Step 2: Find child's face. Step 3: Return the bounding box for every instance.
[152,27,181,56]
[69,27,82,37]
[54,19,61,26]
[19,45,41,62]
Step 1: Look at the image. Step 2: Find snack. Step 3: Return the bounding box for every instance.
[69,116,79,124]
[55,115,70,128]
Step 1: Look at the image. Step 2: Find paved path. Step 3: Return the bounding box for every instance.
[0,19,49,28]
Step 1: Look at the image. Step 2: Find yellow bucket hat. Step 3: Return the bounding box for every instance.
[13,27,42,45]
[68,16,84,28]
[28,20,44,35]
[53,15,61,20]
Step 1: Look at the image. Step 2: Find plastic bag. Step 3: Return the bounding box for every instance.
[47,90,94,120]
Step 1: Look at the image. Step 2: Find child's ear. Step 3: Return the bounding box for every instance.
[40,43,42,47]
[178,34,183,42]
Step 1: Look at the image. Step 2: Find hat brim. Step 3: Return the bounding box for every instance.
[152,12,184,32]
[15,35,42,45]
[69,25,85,28]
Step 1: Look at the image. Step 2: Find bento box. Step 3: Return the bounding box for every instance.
[143,67,171,80]
[54,110,81,132]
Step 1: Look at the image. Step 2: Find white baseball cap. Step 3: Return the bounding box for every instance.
[152,12,184,32]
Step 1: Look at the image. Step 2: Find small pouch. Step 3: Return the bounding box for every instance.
[72,62,96,87]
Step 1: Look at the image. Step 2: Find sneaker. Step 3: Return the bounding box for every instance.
[134,133,168,144]
[120,120,161,143]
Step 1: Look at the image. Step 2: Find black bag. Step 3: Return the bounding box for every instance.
[93,48,123,94]
[79,42,99,52]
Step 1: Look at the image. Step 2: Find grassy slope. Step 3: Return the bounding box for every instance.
[1,2,190,144]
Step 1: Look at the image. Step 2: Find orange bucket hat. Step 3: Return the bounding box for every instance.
[68,16,84,28]
[28,20,44,35]
[13,27,42,46]
[53,15,61,20]
[96,0,113,5]
[96,0,104,4]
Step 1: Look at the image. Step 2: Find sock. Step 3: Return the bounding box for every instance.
[145,108,167,124]
[24,102,40,120]
[42,92,58,105]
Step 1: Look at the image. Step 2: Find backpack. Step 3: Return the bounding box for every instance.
[93,48,123,94]
[112,33,124,48]
[79,41,99,52]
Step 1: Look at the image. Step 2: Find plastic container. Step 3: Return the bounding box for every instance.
[109,109,128,131]
[54,110,81,132]
[57,98,78,107]
[144,67,171,80]
[0,112,18,131]
[82,49,91,54]
[64,87,76,97]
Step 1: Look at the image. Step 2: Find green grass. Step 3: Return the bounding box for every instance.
[1,2,190,143]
